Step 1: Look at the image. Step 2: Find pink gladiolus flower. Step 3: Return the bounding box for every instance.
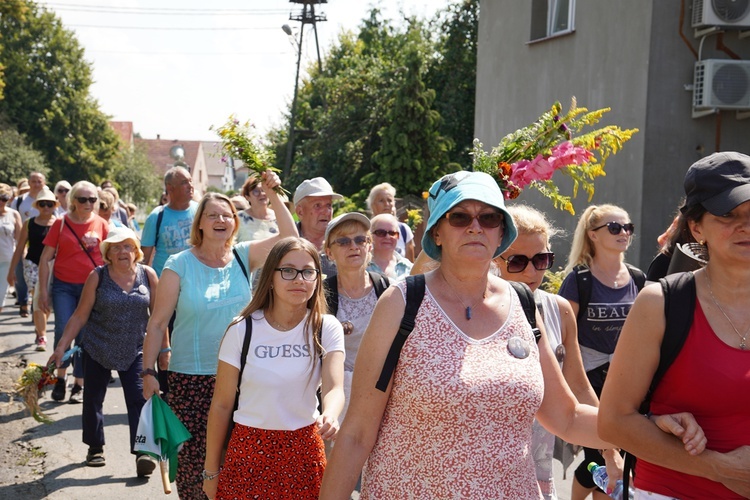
[548,142,593,170]
[510,155,554,188]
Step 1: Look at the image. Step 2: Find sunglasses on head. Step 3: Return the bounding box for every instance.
[37,201,55,208]
[331,235,369,247]
[499,252,555,273]
[444,211,504,229]
[372,229,399,238]
[76,196,97,204]
[592,221,635,235]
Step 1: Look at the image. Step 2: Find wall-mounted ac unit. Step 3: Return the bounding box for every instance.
[693,0,750,29]
[694,59,750,110]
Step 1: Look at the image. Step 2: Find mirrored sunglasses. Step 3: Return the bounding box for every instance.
[593,221,635,235]
[372,229,399,238]
[275,267,319,281]
[500,252,555,273]
[332,235,369,247]
[444,211,504,229]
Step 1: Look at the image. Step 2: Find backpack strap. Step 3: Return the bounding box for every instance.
[622,271,696,494]
[153,207,165,248]
[509,281,542,344]
[626,263,647,291]
[234,318,253,412]
[399,223,407,243]
[232,247,249,282]
[323,275,339,316]
[367,271,390,298]
[573,265,592,322]
[375,274,426,392]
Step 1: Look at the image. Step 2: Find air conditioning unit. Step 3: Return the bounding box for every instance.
[694,59,750,110]
[692,0,750,29]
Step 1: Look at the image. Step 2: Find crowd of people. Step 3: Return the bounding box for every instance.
[2,151,749,499]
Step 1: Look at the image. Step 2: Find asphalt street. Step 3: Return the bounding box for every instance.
[0,295,582,499]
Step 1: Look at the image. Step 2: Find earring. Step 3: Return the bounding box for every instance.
[699,240,705,246]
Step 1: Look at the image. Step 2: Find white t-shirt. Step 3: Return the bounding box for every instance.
[16,194,38,222]
[219,311,345,431]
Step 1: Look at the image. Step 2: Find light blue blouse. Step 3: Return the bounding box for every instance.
[164,241,252,375]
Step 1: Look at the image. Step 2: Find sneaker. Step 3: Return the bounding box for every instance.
[136,454,157,477]
[86,447,106,467]
[68,384,83,404]
[51,378,66,401]
[35,336,47,352]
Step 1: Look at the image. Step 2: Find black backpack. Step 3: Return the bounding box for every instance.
[375,275,541,392]
[622,271,696,493]
[323,271,390,316]
[573,264,647,322]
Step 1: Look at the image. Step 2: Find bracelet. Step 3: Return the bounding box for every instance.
[140,368,158,379]
[159,347,172,353]
[202,469,221,480]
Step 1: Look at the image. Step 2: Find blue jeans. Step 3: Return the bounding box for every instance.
[14,260,28,306]
[51,278,85,378]
[82,350,145,453]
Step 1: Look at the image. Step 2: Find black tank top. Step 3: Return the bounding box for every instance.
[27,217,52,265]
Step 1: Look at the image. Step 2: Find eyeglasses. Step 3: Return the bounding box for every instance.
[76,197,97,204]
[56,188,69,194]
[275,267,320,281]
[499,252,555,273]
[37,201,55,208]
[372,229,399,238]
[110,243,135,253]
[444,211,504,229]
[250,187,263,197]
[331,235,369,247]
[204,213,235,221]
[592,221,635,235]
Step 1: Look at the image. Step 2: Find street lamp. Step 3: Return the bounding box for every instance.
[282,23,304,179]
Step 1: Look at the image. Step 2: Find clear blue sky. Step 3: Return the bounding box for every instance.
[40,0,452,142]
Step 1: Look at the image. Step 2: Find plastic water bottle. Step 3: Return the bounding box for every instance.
[588,462,633,500]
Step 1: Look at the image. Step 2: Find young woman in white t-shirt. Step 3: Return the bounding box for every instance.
[203,237,345,500]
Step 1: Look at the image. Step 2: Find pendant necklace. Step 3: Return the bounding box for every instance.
[440,272,487,320]
[705,269,749,350]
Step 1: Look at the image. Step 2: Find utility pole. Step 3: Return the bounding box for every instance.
[282,0,327,180]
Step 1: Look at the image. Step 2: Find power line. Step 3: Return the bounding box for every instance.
[41,3,289,15]
[87,49,290,56]
[67,24,281,31]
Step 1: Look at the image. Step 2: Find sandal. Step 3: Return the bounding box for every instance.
[19,305,29,318]
[86,449,106,467]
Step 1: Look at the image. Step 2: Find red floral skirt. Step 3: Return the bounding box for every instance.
[216,422,325,499]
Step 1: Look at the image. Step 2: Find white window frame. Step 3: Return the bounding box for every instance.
[529,0,576,43]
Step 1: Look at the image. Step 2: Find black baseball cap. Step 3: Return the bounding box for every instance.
[681,152,750,216]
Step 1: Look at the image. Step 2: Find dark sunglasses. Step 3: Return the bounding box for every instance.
[372,229,399,238]
[56,188,69,194]
[592,221,635,235]
[76,196,97,204]
[444,211,504,229]
[0,195,10,202]
[499,252,555,273]
[37,201,55,208]
[99,203,109,210]
[332,235,369,247]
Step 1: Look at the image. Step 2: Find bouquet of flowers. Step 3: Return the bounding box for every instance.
[471,98,637,214]
[211,115,287,195]
[16,362,58,424]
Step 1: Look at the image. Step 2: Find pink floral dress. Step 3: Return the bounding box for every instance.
[361,281,545,499]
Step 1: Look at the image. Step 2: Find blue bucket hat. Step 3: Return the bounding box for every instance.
[421,171,517,260]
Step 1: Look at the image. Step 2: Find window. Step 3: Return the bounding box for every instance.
[530,0,575,42]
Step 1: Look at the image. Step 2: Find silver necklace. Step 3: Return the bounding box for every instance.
[440,272,487,320]
[705,269,749,350]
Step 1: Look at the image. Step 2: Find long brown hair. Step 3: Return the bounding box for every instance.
[230,237,326,361]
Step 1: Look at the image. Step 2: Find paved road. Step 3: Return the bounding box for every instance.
[0,297,583,499]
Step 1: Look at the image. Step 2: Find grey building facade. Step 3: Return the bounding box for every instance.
[475,1,750,269]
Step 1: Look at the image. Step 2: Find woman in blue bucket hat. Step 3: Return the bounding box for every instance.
[319,171,705,498]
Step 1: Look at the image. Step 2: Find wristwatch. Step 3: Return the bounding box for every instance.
[140,368,158,379]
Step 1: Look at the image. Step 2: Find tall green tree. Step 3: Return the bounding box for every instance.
[108,144,162,206]
[0,0,29,101]
[0,1,120,182]
[0,120,49,184]
[426,0,478,169]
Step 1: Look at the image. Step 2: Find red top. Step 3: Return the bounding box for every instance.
[43,215,109,284]
[635,299,750,498]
